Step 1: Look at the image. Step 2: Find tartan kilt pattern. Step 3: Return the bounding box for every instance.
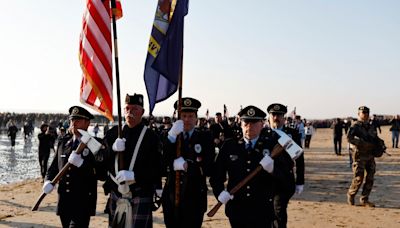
[108,191,153,228]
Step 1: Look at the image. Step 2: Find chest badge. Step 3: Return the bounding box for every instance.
[194,144,202,153]
[82,148,90,157]
[262,149,271,156]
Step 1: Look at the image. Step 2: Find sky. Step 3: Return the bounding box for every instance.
[1,0,399,119]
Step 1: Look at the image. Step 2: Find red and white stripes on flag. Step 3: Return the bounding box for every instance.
[79,0,122,121]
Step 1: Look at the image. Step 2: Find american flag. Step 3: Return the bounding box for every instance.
[79,0,122,121]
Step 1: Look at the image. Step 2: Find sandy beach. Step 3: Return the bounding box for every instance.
[0,126,399,228]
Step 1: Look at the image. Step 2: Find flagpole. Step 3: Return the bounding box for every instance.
[175,0,185,214]
[110,0,124,169]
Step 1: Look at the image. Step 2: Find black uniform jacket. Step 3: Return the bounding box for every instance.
[209,135,294,220]
[38,132,54,155]
[102,123,162,198]
[162,128,215,214]
[46,133,104,216]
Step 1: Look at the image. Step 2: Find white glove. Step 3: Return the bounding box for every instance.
[80,133,91,144]
[168,120,184,139]
[68,150,84,168]
[42,180,55,194]
[173,157,187,171]
[112,138,126,152]
[156,189,163,197]
[218,190,233,204]
[259,155,274,173]
[118,184,130,195]
[295,185,304,195]
[116,170,135,185]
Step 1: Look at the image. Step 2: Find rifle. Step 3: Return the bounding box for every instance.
[207,129,303,217]
[32,143,86,211]
[207,144,284,217]
[355,124,386,157]
[32,130,101,211]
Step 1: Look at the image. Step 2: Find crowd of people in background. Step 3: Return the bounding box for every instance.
[0,106,397,227]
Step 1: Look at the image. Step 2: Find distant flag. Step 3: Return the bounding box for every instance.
[79,0,123,121]
[144,0,189,115]
[289,107,296,119]
[224,104,229,119]
[223,104,229,120]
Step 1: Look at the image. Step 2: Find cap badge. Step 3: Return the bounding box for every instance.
[274,105,280,111]
[194,144,202,153]
[184,99,192,107]
[247,108,255,117]
[72,107,79,115]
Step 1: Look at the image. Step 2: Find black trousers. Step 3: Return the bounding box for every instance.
[273,193,291,228]
[39,152,50,179]
[60,214,90,228]
[334,136,342,155]
[162,203,204,228]
[10,135,16,146]
[305,135,312,148]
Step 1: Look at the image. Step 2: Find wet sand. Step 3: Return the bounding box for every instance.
[0,126,399,227]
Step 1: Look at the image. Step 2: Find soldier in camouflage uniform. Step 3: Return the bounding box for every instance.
[347,106,382,207]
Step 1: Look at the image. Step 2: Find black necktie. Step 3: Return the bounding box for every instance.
[183,132,190,152]
[246,142,252,153]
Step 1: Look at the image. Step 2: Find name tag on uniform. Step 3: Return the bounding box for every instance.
[61,155,66,158]
[229,155,238,161]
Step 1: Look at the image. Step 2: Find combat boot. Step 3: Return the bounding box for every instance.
[360,200,375,207]
[347,194,355,205]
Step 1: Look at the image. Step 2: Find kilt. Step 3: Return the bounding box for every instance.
[107,191,153,228]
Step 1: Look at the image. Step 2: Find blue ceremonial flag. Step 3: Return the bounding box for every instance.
[144,0,189,115]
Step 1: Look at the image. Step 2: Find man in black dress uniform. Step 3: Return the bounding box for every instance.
[210,112,230,149]
[210,105,294,228]
[102,93,162,228]
[264,103,305,228]
[38,123,55,181]
[161,97,215,228]
[43,106,104,228]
